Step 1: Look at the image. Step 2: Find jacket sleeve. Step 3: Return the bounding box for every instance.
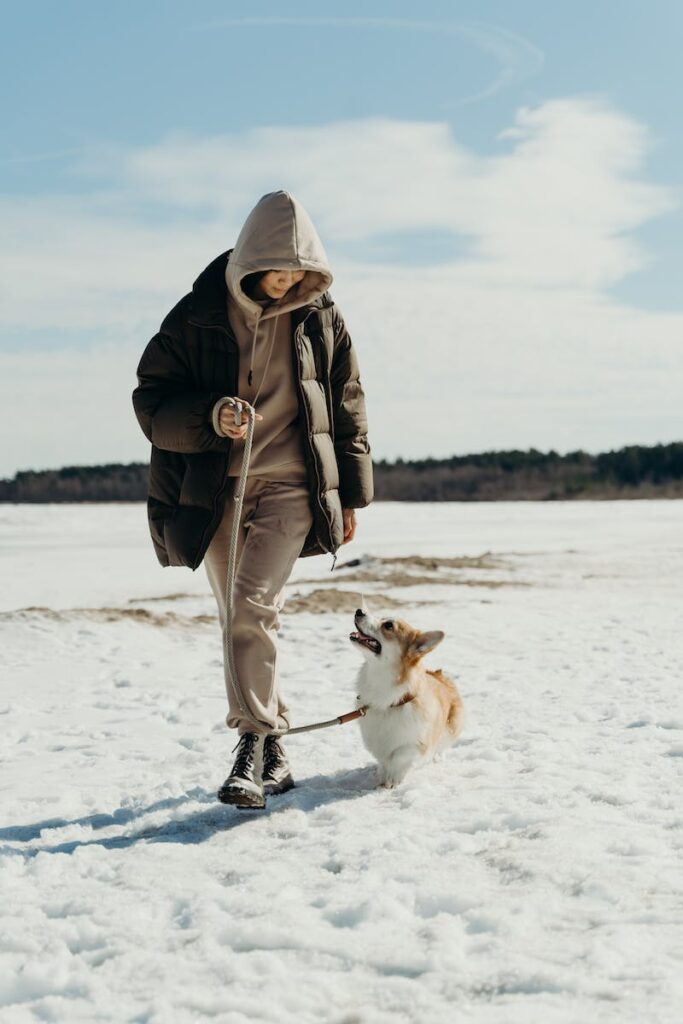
[132,328,233,455]
[330,305,374,508]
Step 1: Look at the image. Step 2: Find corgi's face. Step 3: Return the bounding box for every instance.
[349,609,444,683]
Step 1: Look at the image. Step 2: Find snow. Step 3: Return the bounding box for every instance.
[1,498,682,1023]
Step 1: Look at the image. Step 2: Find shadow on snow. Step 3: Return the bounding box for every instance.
[0,764,379,857]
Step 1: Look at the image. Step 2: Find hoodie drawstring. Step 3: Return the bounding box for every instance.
[247,311,281,402]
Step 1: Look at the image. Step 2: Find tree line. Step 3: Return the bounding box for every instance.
[1,443,682,502]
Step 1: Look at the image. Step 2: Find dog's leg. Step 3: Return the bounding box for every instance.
[378,745,418,789]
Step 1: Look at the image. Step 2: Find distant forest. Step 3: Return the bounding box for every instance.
[1,443,682,502]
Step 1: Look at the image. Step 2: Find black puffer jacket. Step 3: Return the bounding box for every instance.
[132,245,374,571]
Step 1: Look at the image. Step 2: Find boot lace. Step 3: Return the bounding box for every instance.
[230,732,259,779]
[263,735,286,777]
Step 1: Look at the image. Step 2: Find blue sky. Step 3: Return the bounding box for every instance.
[0,0,681,475]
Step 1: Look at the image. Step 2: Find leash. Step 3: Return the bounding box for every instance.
[286,705,367,735]
[223,400,366,737]
[223,400,280,732]
[288,694,416,734]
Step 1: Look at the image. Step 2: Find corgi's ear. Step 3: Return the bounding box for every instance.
[412,630,445,656]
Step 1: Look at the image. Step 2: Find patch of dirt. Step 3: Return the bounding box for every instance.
[375,552,505,571]
[295,552,527,591]
[281,588,427,615]
[318,570,525,589]
[3,606,216,628]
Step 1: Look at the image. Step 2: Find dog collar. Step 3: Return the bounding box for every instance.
[390,692,416,709]
[354,693,416,710]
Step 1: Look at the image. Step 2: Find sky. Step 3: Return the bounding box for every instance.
[1,0,682,477]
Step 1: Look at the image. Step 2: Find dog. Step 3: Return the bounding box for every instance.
[349,608,464,788]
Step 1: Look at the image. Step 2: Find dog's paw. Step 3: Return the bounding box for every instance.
[380,773,406,789]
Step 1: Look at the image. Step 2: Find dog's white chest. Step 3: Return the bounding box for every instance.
[358,702,422,762]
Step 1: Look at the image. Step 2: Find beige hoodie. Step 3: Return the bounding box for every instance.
[211,190,334,481]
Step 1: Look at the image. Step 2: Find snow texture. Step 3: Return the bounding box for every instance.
[1,499,682,1023]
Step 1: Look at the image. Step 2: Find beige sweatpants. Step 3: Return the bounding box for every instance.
[203,475,315,736]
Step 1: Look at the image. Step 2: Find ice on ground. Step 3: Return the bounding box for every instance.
[1,499,682,1023]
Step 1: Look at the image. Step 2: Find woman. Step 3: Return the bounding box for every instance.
[132,189,373,809]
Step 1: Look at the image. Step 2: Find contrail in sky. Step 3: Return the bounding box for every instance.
[189,16,545,107]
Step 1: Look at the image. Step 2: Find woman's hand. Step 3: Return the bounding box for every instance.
[218,398,263,439]
[342,508,357,543]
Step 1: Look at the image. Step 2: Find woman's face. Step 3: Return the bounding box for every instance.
[253,268,306,300]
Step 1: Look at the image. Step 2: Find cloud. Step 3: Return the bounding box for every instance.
[0,97,680,475]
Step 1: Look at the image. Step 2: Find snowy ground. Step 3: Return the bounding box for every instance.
[1,499,682,1023]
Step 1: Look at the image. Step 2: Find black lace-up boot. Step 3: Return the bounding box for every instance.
[217,732,265,809]
[262,734,295,796]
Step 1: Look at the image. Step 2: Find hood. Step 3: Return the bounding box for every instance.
[226,190,333,327]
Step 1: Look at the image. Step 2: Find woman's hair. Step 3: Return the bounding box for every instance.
[241,270,268,299]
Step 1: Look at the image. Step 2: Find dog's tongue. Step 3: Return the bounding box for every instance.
[350,630,371,642]
[350,629,380,652]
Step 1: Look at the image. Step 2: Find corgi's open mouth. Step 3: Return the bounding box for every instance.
[349,628,381,654]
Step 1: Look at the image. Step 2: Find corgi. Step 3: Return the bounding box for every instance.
[349,608,464,788]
